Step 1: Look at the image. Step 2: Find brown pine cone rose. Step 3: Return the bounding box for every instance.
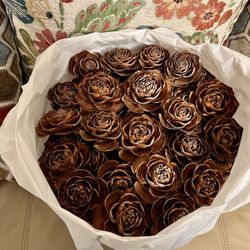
[47,81,78,109]
[181,159,224,206]
[36,108,81,137]
[68,50,102,77]
[139,44,170,70]
[57,169,108,219]
[159,97,201,133]
[101,48,140,76]
[75,72,124,113]
[132,154,179,203]
[79,111,121,152]
[39,138,89,181]
[119,114,166,162]
[122,70,172,114]
[84,148,107,173]
[195,80,239,117]
[168,132,211,167]
[165,51,202,87]
[93,191,150,236]
[151,194,196,234]
[98,160,135,192]
[205,117,243,162]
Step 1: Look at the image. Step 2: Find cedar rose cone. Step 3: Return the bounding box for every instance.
[101,48,140,76]
[75,72,124,113]
[119,114,166,162]
[151,194,196,234]
[139,44,170,70]
[68,50,102,77]
[123,70,172,114]
[57,169,108,219]
[165,51,202,87]
[196,80,239,117]
[80,111,121,152]
[39,138,89,182]
[94,191,151,236]
[205,117,243,162]
[84,148,107,173]
[159,97,201,132]
[36,108,81,137]
[132,154,179,203]
[168,132,211,167]
[98,160,135,192]
[47,81,78,109]
[181,159,224,206]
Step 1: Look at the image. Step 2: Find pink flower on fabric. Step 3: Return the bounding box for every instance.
[33,29,68,53]
[192,0,226,31]
[153,0,200,20]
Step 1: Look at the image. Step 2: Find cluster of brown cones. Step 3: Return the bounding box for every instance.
[36,45,243,236]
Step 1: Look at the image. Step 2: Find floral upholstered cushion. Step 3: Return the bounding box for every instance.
[3,0,248,80]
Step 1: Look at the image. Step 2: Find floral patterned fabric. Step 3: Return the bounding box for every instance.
[2,0,247,80]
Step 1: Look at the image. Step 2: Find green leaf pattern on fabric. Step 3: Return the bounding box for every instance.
[180,30,219,44]
[19,29,39,57]
[15,37,36,65]
[22,54,36,66]
[16,28,39,67]
[101,15,117,31]
[72,0,146,35]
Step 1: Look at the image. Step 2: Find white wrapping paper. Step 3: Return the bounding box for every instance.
[0,28,250,250]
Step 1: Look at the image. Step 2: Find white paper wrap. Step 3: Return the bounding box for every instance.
[1,28,250,250]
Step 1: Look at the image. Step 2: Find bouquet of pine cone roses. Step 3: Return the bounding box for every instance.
[36,44,242,237]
